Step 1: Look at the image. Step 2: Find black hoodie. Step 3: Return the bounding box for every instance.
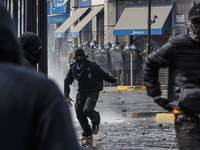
[19,32,43,70]
[0,4,80,150]
[64,60,116,98]
[0,4,21,65]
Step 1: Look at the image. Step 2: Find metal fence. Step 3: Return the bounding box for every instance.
[2,0,48,74]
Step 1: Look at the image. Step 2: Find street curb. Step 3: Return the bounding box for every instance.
[117,85,168,91]
[117,86,146,91]
[156,113,175,122]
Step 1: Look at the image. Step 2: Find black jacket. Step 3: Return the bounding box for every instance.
[21,58,36,71]
[0,64,80,150]
[143,34,200,113]
[64,60,116,98]
[0,4,80,150]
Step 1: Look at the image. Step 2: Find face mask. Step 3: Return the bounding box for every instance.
[188,21,200,42]
[76,59,85,69]
[39,47,43,55]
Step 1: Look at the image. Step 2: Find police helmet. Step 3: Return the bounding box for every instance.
[124,43,131,50]
[78,44,83,49]
[112,41,119,48]
[83,41,90,46]
[105,42,112,50]
[131,43,138,50]
[98,44,104,51]
[90,40,97,47]
[72,44,78,51]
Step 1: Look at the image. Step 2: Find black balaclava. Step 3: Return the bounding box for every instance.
[188,21,200,42]
[72,49,88,80]
[188,3,200,42]
[76,59,85,69]
[0,4,21,64]
[19,32,43,65]
[73,48,88,69]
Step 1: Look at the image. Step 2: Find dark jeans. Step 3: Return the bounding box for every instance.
[75,91,100,136]
[175,113,200,150]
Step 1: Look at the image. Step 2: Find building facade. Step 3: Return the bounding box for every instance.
[49,0,199,85]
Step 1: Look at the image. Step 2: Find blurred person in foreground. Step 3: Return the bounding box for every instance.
[19,32,43,71]
[143,3,200,150]
[0,4,80,150]
[64,49,117,143]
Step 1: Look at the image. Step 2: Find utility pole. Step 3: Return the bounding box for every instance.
[148,0,157,55]
[27,0,37,33]
[148,0,151,55]
[38,0,48,75]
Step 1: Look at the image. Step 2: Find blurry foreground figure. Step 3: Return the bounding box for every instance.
[143,3,200,150]
[64,49,117,143]
[0,4,80,150]
[19,32,43,71]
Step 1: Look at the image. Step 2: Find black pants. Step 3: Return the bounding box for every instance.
[175,113,200,150]
[75,91,100,136]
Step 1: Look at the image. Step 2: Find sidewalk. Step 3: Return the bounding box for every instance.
[117,85,168,91]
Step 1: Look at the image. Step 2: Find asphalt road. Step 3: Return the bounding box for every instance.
[68,86,177,150]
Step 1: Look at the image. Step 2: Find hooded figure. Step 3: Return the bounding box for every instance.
[64,48,117,143]
[19,32,43,70]
[71,49,88,80]
[143,3,200,150]
[0,7,21,65]
[0,4,80,150]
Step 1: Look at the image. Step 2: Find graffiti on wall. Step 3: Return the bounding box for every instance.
[134,35,170,85]
[133,35,169,53]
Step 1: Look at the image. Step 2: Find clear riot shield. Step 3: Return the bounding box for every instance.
[94,49,109,72]
[109,46,123,72]
[84,45,93,61]
[69,46,78,64]
[69,51,75,64]
[131,50,139,71]
[122,50,131,71]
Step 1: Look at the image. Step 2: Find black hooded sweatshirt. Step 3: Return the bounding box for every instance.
[64,60,116,98]
[0,4,80,150]
[19,32,43,70]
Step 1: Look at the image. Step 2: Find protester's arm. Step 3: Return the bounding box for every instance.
[64,68,74,99]
[143,38,174,97]
[35,79,80,150]
[91,62,116,83]
[153,96,173,111]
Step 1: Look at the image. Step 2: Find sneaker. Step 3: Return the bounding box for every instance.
[92,125,99,135]
[81,135,93,143]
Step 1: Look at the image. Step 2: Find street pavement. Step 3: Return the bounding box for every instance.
[68,86,178,150]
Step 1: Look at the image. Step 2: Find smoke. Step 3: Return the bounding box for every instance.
[48,48,79,123]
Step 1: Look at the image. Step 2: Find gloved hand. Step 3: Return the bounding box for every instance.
[153,96,173,111]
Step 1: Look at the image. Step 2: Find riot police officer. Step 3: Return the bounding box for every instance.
[83,41,94,61]
[105,42,112,75]
[90,40,97,49]
[131,43,140,85]
[105,42,112,51]
[69,44,78,65]
[122,43,132,85]
[94,44,109,73]
[140,42,154,62]
[109,41,123,85]
[94,44,110,86]
[78,44,83,49]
